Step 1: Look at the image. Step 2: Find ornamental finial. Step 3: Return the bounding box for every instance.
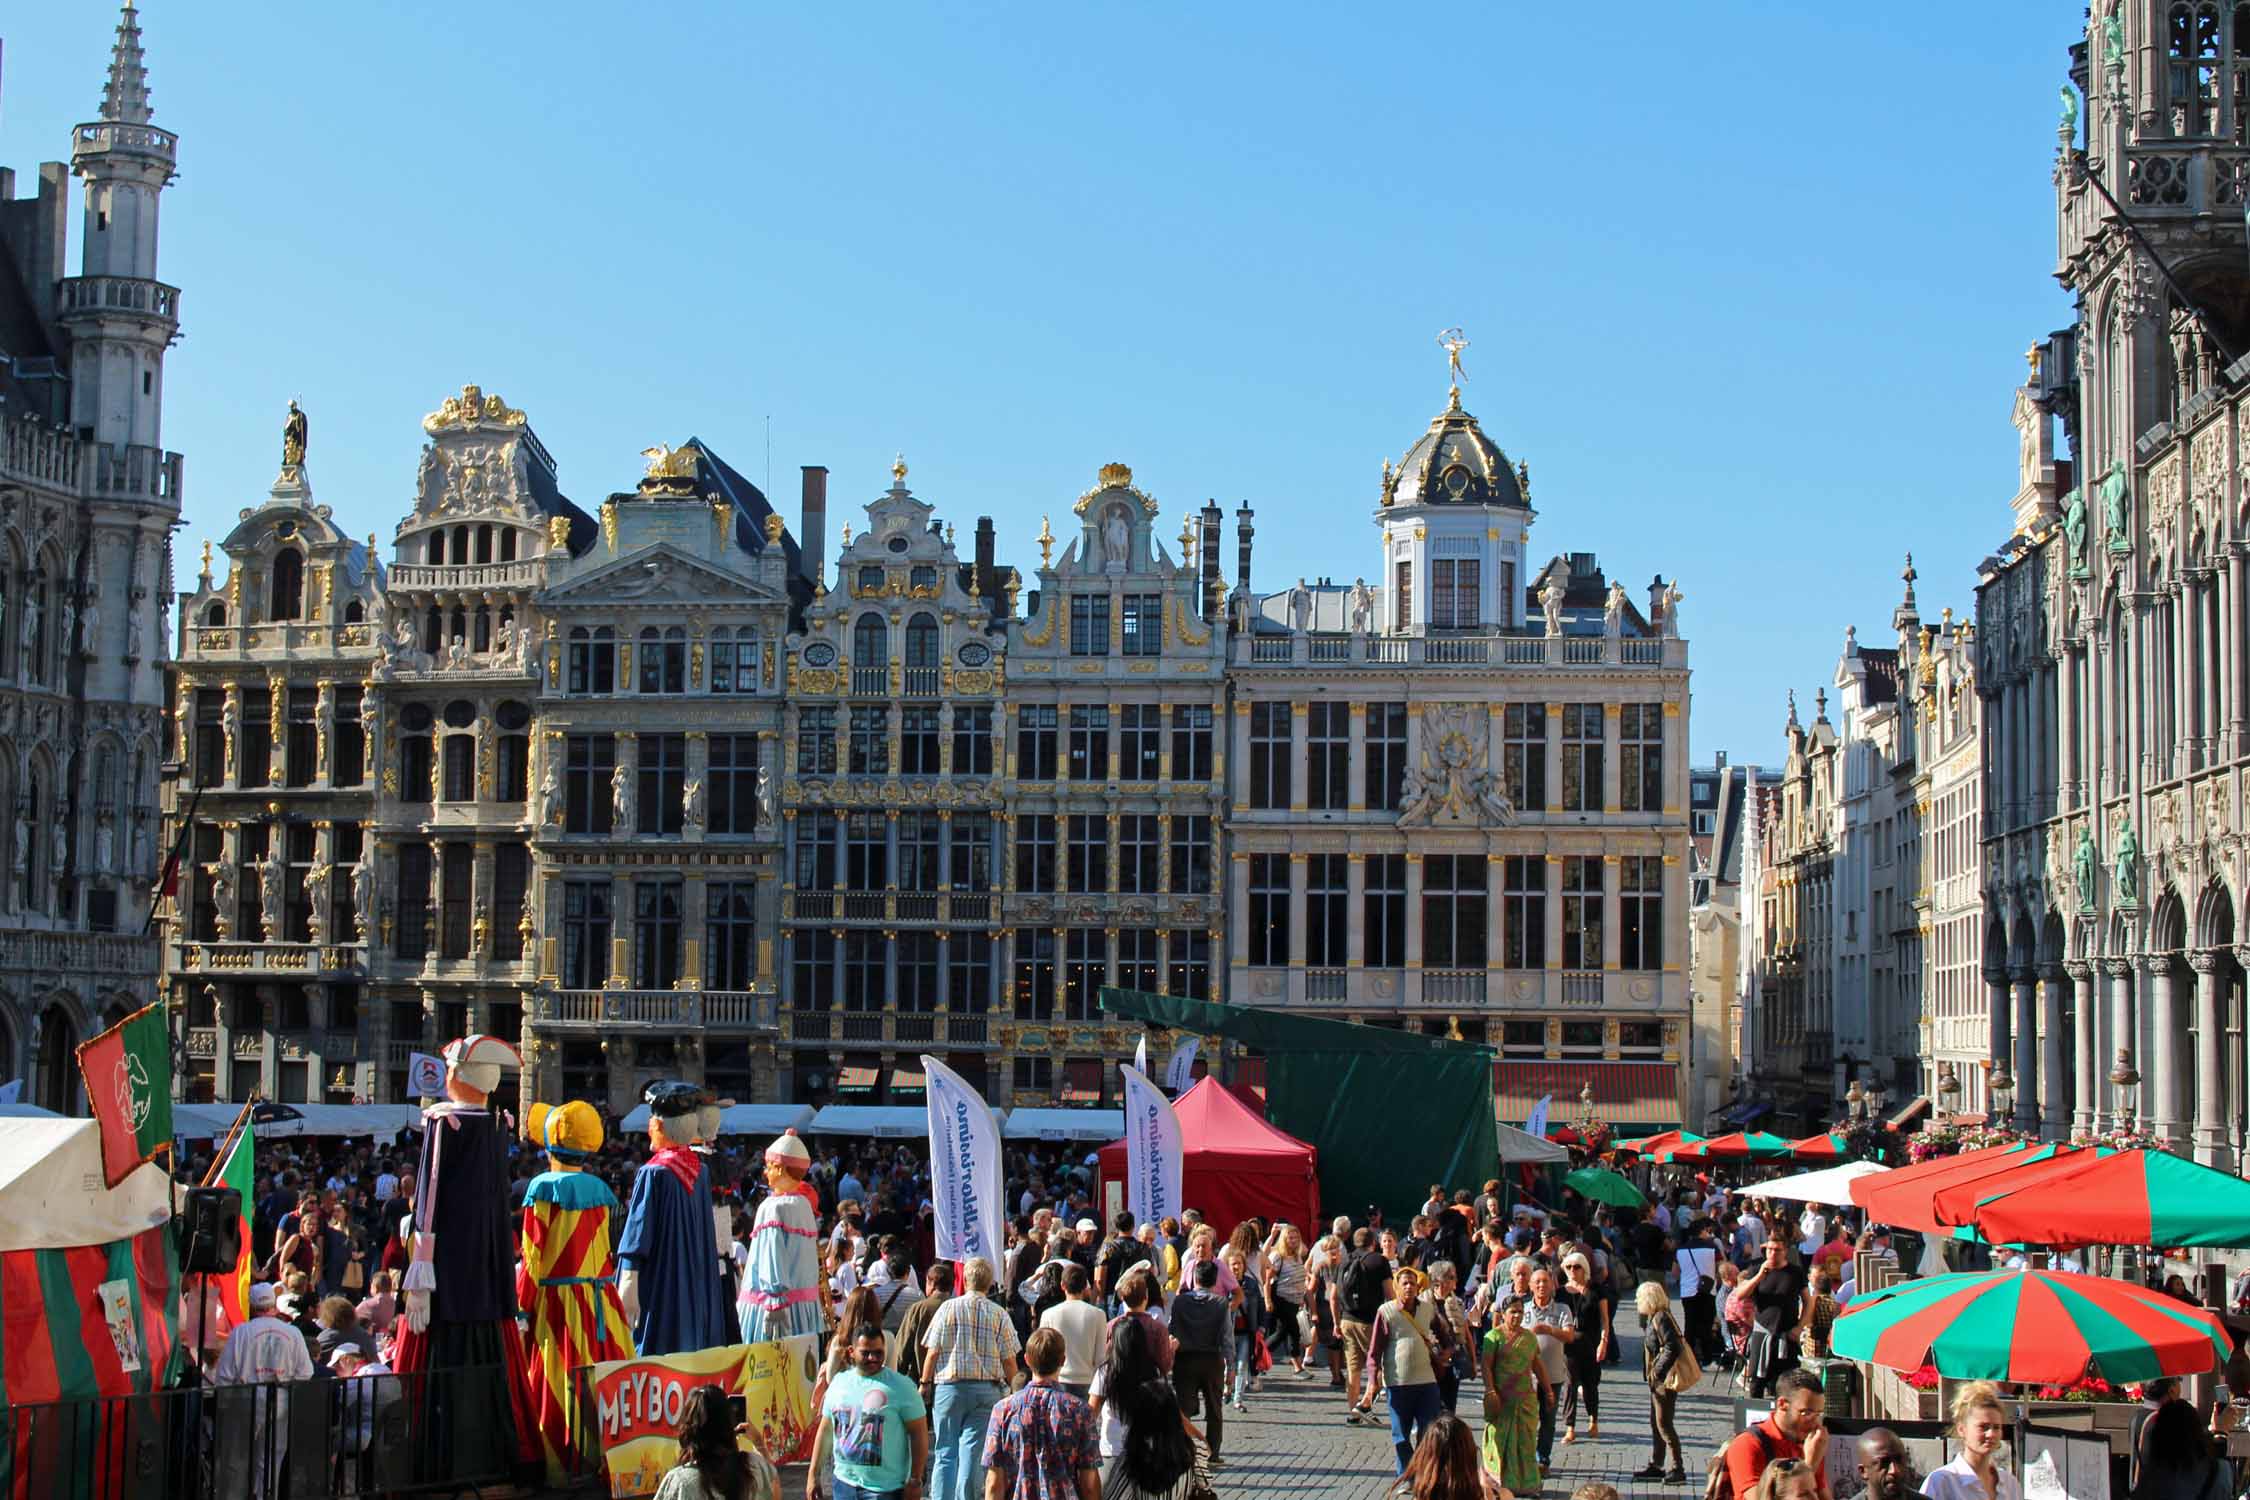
[1437,327,1469,393]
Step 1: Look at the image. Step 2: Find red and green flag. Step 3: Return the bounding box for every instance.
[207,1108,254,1324]
[73,1001,172,1188]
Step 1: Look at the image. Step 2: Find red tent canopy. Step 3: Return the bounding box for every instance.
[1096,1077,1319,1240]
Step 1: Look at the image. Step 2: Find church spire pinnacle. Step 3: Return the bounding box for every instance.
[99,2,154,126]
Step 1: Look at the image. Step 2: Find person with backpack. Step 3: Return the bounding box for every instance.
[1720,1368,1830,1500]
[1675,1221,1721,1363]
[1095,1212,1153,1314]
[1337,1226,1392,1426]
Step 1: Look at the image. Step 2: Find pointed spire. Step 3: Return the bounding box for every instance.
[99,2,154,126]
[1787,689,1799,728]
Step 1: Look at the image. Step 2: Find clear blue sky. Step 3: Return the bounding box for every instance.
[5,3,2073,762]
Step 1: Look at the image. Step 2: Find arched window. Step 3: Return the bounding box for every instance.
[426,531,448,565]
[499,529,519,562]
[475,525,493,565]
[853,614,888,669]
[451,525,469,562]
[204,601,227,628]
[905,613,941,668]
[344,599,364,624]
[422,606,442,656]
[472,605,492,654]
[269,548,305,621]
[93,748,118,811]
[639,626,687,693]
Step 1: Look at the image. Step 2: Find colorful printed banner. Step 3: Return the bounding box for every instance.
[406,1052,447,1098]
[1120,1063,1182,1228]
[74,1001,171,1187]
[922,1053,1004,1270]
[587,1335,819,1497]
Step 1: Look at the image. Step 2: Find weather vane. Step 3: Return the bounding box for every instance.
[1438,327,1469,388]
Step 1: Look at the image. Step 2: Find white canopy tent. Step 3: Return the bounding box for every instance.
[618,1102,817,1137]
[1749,1159,1890,1204]
[807,1105,944,1140]
[1498,1123,1571,1164]
[0,1118,172,1251]
[172,1102,426,1142]
[1002,1108,1123,1142]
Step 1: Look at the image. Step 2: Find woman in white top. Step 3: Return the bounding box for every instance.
[1923,1381,2023,1500]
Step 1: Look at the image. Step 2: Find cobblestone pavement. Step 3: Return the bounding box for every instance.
[1199,1305,1742,1500]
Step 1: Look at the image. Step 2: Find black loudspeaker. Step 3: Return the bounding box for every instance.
[178,1186,242,1274]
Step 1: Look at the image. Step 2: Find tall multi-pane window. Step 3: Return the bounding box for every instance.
[1017,706,1058,780]
[952,706,993,774]
[1118,705,1162,779]
[396,842,434,960]
[706,881,758,989]
[640,628,688,693]
[791,930,836,1010]
[1121,595,1161,656]
[708,735,759,834]
[438,843,472,956]
[900,706,940,774]
[1248,703,1292,809]
[950,814,993,890]
[1393,560,1413,630]
[492,842,529,959]
[1064,929,1105,1019]
[1503,856,1547,970]
[711,627,760,692]
[843,932,885,1009]
[1067,815,1108,893]
[1168,929,1210,1000]
[898,813,941,892]
[282,823,316,943]
[904,614,941,672]
[1168,815,1212,894]
[950,931,992,1010]
[1561,704,1603,813]
[1119,815,1159,893]
[1016,814,1058,893]
[1171,706,1213,781]
[1430,557,1481,629]
[1306,853,1348,966]
[1013,929,1057,1019]
[561,879,610,987]
[241,690,274,787]
[564,734,615,835]
[193,690,225,788]
[1421,854,1488,968]
[331,823,364,942]
[792,820,837,889]
[796,708,837,774]
[496,701,531,803]
[898,932,940,1011]
[285,687,318,788]
[1363,853,1406,967]
[1561,856,1605,969]
[1118,929,1162,992]
[397,704,432,803]
[1620,855,1663,970]
[846,813,887,890]
[1069,596,1109,656]
[1307,702,1350,811]
[639,733,687,835]
[1620,703,1664,813]
[852,615,888,673]
[634,880,684,989]
[1068,706,1110,780]
[1248,853,1291,966]
[566,626,616,694]
[1365,702,1406,811]
[441,724,475,803]
[849,707,889,774]
[2169,2,2223,137]
[1505,704,1546,810]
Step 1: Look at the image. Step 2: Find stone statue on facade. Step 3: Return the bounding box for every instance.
[493,620,515,660]
[1348,578,1374,633]
[2059,83,2080,137]
[539,756,565,825]
[1103,508,1130,569]
[612,762,636,830]
[124,594,144,659]
[1288,579,1313,632]
[212,858,238,939]
[282,399,308,468]
[471,900,490,957]
[2074,824,2098,911]
[2098,460,2130,549]
[2114,818,2141,907]
[359,682,380,736]
[76,586,99,658]
[755,764,776,826]
[1660,579,1683,638]
[1540,576,1564,636]
[1603,581,1626,637]
[352,856,373,938]
[50,821,67,880]
[2062,488,2089,576]
[94,813,115,874]
[131,820,151,880]
[1228,585,1252,634]
[260,845,287,939]
[19,592,40,663]
[682,776,706,833]
[304,859,332,943]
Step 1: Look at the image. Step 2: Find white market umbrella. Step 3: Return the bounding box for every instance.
[1751,1159,1891,1204]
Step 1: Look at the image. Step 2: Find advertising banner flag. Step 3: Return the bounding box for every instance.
[74,1001,172,1187]
[1164,1037,1200,1096]
[1134,1035,1149,1077]
[1120,1063,1183,1229]
[1525,1093,1553,1141]
[587,1335,819,1495]
[922,1053,1004,1269]
[406,1052,447,1098]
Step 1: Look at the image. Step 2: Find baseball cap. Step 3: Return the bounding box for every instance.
[1075,1218,1098,1233]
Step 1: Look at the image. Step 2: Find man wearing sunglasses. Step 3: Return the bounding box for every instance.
[1723,1369,1830,1500]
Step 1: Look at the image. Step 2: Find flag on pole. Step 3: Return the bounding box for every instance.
[1134,1035,1149,1077]
[1164,1037,1200,1096]
[921,1053,1004,1270]
[205,1105,256,1325]
[1525,1093,1553,1141]
[75,1000,173,1187]
[1120,1063,1183,1228]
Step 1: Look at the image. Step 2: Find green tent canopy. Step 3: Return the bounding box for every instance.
[1099,986,1500,1227]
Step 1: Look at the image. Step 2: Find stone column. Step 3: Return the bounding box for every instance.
[1345,853,1366,966]
[2066,958,2096,1136]
[1289,703,1308,813]
[2039,963,2069,1139]
[2101,956,2136,1130]
[2231,546,2250,755]
[1404,854,1424,1007]
[1984,965,2012,1091]
[2146,955,2185,1144]
[1347,704,1368,813]
[2190,950,2229,1167]
[2011,967,2039,1133]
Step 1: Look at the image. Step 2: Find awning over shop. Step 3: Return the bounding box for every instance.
[1887,1095,1932,1129]
[836,1065,881,1091]
[888,1066,927,1099]
[807,1105,936,1139]
[1493,1061,1681,1132]
[1004,1108,1124,1142]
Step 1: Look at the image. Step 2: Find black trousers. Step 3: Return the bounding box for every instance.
[1682,1291,1718,1361]
[1172,1349,1226,1457]
[1648,1385,1683,1470]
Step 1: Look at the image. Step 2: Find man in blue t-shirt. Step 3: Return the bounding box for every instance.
[815,1324,931,1500]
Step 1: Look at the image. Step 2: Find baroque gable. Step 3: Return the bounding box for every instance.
[540,545,784,610]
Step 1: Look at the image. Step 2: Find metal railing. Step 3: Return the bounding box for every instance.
[1232,632,1683,669]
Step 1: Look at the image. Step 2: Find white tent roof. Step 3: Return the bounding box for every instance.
[1750,1159,1890,1204]
[1002,1108,1123,1142]
[1498,1123,1571,1164]
[173,1102,425,1141]
[0,1103,58,1118]
[0,1119,172,1251]
[807,1105,939,1140]
[619,1102,817,1137]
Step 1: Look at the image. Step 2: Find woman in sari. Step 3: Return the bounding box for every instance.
[1480,1298,1548,1492]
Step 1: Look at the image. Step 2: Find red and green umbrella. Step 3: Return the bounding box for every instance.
[1633,1129,1703,1160]
[1850,1141,2065,1233]
[1563,1166,1649,1209]
[1690,1130,1795,1160]
[1787,1131,1852,1161]
[1945,1145,2250,1250]
[1832,1267,2232,1384]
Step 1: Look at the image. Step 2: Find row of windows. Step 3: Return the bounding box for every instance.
[557,877,765,990]
[565,627,769,695]
[1067,594,1163,656]
[391,839,532,962]
[797,704,1219,782]
[191,685,378,791]
[1245,852,1664,970]
[561,734,765,836]
[786,927,1213,1020]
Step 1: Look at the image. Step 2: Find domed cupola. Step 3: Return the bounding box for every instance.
[1384,386,1526,510]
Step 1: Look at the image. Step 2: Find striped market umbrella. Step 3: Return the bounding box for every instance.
[1849,1141,2060,1233]
[1832,1267,2232,1384]
[1632,1130,1703,1160]
[1943,1145,2250,1250]
[1787,1131,1852,1161]
[1690,1130,1795,1160]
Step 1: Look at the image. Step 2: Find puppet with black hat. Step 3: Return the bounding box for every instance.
[618,1080,731,1355]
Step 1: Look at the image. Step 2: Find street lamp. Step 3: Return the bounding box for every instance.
[1988,1062,2016,1124]
[2109,1050,2142,1282]
[1867,1078,1890,1122]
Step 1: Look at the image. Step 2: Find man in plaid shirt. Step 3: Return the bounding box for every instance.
[922,1257,1022,1500]
[981,1328,1099,1500]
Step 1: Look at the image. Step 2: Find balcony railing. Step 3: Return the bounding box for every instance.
[895,893,938,921]
[388,561,545,592]
[1232,633,1683,670]
[60,275,181,328]
[2,415,83,492]
[896,1013,937,1043]
[172,941,366,976]
[902,667,941,697]
[1560,971,1604,1006]
[1306,968,1349,1001]
[792,892,835,920]
[790,1008,832,1042]
[843,893,886,921]
[950,894,991,922]
[530,989,778,1029]
[386,1041,421,1067]
[947,1014,989,1044]
[839,1011,884,1041]
[851,667,889,696]
[1422,970,1487,1006]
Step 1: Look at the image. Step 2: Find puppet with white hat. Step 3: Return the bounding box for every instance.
[396,1033,539,1476]
[735,1127,825,1345]
[617,1080,731,1356]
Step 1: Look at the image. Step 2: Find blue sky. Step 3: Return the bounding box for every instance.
[4,3,2074,761]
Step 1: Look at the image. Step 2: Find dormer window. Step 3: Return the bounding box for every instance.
[1430,558,1481,630]
[859,565,885,593]
[910,565,937,592]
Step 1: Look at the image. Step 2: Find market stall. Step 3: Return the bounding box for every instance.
[1095,1077,1317,1236]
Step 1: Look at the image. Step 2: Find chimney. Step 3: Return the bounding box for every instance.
[799,466,828,586]
[1235,504,1255,601]
[974,517,996,608]
[1200,502,1223,618]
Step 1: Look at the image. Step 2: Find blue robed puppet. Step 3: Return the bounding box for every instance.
[616,1082,730,1357]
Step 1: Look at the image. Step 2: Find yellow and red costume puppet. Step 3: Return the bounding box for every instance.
[518,1100,637,1485]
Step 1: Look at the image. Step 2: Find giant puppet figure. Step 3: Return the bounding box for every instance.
[737,1128,825,1344]
[618,1081,731,1356]
[398,1034,540,1480]
[519,1100,637,1485]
